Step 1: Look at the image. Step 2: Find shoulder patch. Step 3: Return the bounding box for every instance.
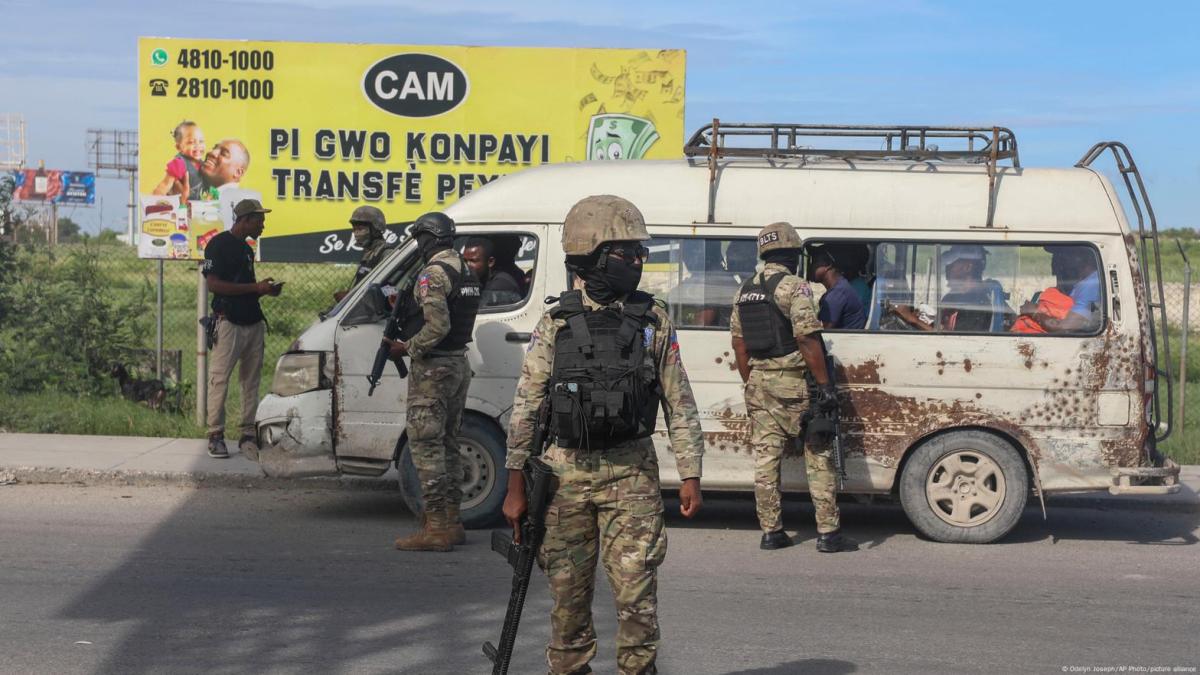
[643,326,654,347]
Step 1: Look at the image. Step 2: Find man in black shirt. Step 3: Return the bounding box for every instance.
[202,198,282,458]
[462,236,523,307]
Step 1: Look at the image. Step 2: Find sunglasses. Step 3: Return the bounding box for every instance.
[602,244,650,264]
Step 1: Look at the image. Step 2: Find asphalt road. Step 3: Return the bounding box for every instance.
[1,485,1196,675]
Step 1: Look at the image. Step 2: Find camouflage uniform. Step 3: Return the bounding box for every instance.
[352,236,392,286]
[730,262,840,535]
[507,292,704,675]
[405,247,472,518]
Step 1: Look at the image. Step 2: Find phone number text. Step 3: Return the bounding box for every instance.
[175,78,274,100]
[177,49,275,71]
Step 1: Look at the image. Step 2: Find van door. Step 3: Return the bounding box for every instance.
[331,241,421,474]
[641,232,759,489]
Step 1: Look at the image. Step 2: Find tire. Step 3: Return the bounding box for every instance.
[898,430,1028,544]
[397,414,508,529]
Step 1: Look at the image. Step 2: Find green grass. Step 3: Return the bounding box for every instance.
[0,391,204,438]
[1157,378,1199,465]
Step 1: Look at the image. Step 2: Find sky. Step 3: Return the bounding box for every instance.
[1,0,1197,234]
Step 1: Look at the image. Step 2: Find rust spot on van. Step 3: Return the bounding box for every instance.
[963,358,973,373]
[1017,342,1035,370]
[842,359,882,385]
[1101,436,1142,467]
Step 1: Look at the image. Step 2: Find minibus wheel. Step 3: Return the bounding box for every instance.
[397,414,508,529]
[899,430,1028,544]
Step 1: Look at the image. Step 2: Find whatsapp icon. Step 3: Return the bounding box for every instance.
[151,48,168,66]
[587,114,659,161]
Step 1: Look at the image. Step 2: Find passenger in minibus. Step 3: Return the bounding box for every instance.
[890,245,1012,332]
[1018,246,1102,333]
[462,236,523,307]
[808,248,867,329]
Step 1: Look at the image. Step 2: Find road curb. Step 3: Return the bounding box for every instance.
[0,466,398,492]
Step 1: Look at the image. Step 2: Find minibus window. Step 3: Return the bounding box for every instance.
[643,237,756,329]
[454,233,538,311]
[872,242,1103,335]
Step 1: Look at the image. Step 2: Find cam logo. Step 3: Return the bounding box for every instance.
[151,48,169,66]
[758,231,779,246]
[363,53,469,118]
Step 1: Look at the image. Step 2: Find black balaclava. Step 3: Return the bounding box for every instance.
[417,233,449,262]
[573,245,643,305]
[762,249,801,275]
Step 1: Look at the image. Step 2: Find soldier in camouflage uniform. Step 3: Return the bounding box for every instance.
[730,221,857,553]
[388,212,481,552]
[334,205,394,302]
[503,195,705,675]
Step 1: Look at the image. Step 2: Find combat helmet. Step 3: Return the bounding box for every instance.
[349,205,386,233]
[756,221,802,258]
[562,195,650,256]
[409,211,455,240]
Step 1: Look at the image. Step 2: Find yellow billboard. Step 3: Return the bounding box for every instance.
[137,38,686,261]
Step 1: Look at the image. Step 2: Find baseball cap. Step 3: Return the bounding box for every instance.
[942,244,987,267]
[233,198,272,219]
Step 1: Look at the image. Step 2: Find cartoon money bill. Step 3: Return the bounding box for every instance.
[586,113,660,160]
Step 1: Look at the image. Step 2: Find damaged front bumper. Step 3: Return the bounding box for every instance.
[1109,456,1182,495]
[255,390,338,478]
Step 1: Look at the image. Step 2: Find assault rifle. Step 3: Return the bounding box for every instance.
[366,280,411,396]
[804,348,847,491]
[483,403,554,675]
[824,350,847,491]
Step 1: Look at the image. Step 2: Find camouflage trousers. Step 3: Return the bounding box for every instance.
[537,441,667,675]
[745,366,840,535]
[406,354,471,514]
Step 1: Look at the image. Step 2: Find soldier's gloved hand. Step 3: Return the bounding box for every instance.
[815,384,839,414]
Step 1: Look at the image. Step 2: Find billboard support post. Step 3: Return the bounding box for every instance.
[156,260,164,378]
[196,267,208,428]
[128,174,136,245]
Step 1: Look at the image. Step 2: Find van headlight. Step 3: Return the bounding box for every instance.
[272,352,330,397]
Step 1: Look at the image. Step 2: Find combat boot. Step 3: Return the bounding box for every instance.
[445,504,466,545]
[816,529,859,553]
[394,511,454,552]
[760,530,793,550]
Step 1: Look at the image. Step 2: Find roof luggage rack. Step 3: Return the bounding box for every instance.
[684,121,1020,166]
[691,119,1018,225]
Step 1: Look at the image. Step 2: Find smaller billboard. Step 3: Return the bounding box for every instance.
[10,170,96,204]
[137,189,263,260]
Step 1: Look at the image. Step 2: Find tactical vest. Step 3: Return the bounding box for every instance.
[401,256,482,352]
[547,290,662,450]
[736,271,799,359]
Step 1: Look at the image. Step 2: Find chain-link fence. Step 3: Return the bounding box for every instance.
[97,246,350,436]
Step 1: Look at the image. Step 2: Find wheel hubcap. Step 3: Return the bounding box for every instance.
[456,439,495,511]
[925,449,1006,527]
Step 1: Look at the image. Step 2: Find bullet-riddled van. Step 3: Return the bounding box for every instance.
[254,123,1183,544]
